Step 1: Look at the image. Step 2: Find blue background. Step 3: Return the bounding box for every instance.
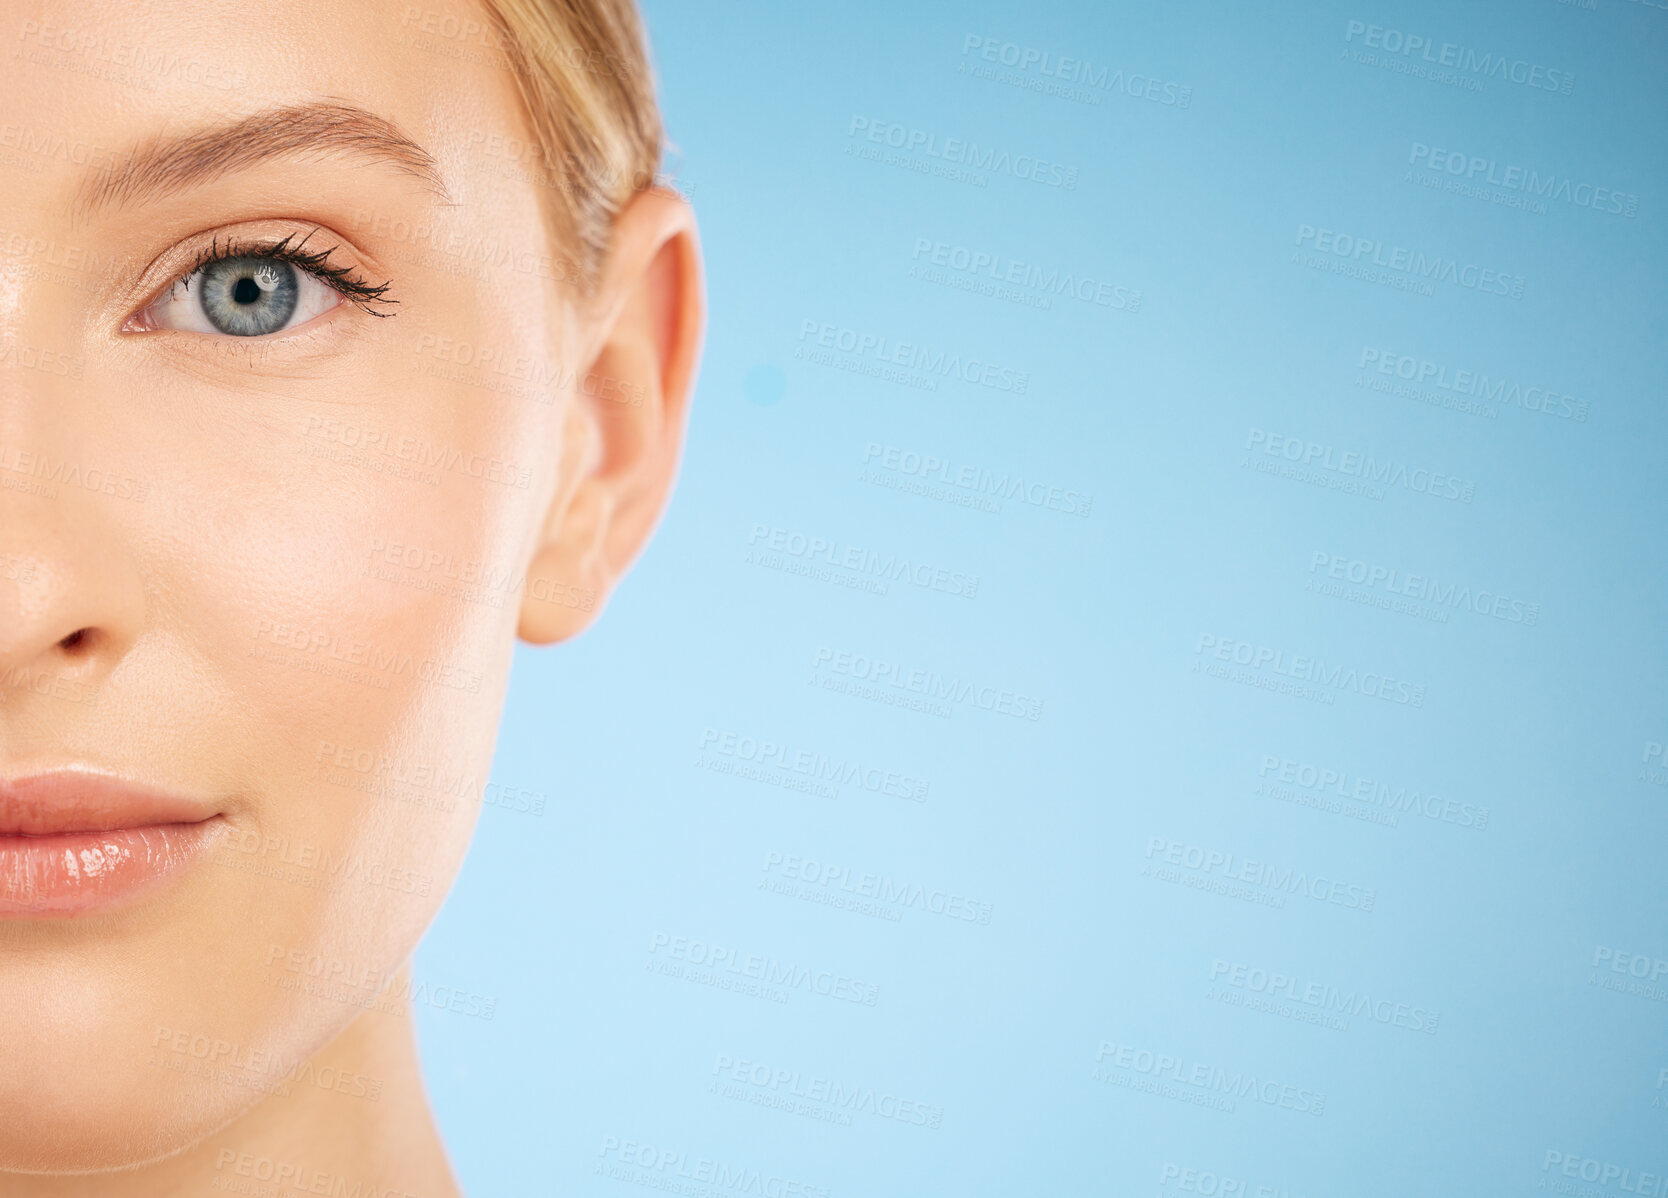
[419,1,1668,1193]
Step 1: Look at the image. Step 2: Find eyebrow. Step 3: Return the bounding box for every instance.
[75,101,451,218]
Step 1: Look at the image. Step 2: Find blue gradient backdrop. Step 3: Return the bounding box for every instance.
[417,2,1668,1194]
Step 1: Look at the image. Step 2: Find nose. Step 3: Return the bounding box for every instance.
[0,488,145,708]
[0,205,148,718]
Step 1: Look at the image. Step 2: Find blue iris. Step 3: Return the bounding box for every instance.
[198,257,299,336]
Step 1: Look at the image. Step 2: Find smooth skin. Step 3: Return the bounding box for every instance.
[0,0,702,1191]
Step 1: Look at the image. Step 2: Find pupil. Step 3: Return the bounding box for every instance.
[233,276,261,305]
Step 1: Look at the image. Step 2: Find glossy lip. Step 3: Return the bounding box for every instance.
[0,771,224,917]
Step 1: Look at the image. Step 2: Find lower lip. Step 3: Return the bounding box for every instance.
[0,820,221,916]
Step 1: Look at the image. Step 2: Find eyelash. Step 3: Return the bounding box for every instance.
[170,230,397,318]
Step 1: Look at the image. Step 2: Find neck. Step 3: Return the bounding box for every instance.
[7,968,460,1198]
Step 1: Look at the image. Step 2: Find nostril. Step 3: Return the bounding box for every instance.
[58,628,93,654]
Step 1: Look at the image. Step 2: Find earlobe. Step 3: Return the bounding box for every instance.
[517,189,705,645]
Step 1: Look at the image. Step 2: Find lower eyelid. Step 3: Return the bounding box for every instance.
[136,310,366,372]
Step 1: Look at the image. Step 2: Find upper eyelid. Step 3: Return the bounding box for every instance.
[131,221,388,298]
[134,225,398,325]
[173,235,394,310]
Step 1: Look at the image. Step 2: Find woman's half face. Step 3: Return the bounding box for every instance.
[0,0,698,1172]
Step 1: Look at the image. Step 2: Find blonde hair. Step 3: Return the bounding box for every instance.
[479,0,664,290]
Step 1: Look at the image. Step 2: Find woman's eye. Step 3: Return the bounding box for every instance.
[145,256,343,336]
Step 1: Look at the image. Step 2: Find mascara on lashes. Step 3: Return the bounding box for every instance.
[172,230,398,316]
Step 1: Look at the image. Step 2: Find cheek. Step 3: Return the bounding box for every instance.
[174,419,526,757]
[148,307,565,762]
[94,363,552,1149]
[184,337,555,855]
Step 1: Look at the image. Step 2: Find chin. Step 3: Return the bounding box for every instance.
[0,967,297,1177]
[0,1063,230,1176]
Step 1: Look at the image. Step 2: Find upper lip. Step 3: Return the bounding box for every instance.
[0,770,219,836]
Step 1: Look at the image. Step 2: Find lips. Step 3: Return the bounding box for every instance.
[0,771,223,917]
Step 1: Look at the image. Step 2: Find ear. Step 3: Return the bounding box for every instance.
[518,189,705,644]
